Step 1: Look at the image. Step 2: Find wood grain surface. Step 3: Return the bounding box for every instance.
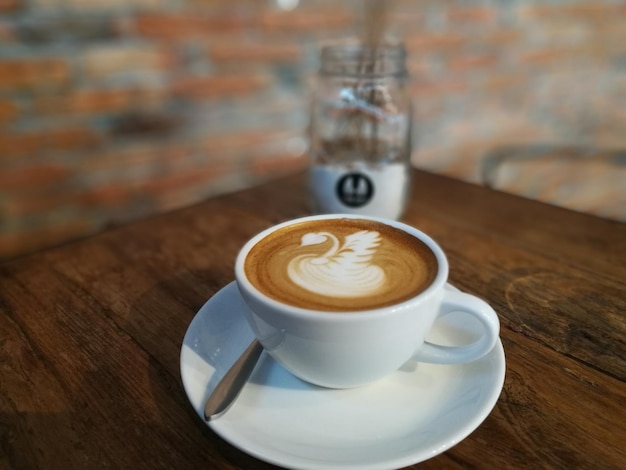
[1,170,624,469]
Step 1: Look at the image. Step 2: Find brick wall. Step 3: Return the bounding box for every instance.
[1,0,625,260]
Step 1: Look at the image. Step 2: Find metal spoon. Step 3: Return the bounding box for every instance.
[204,339,264,421]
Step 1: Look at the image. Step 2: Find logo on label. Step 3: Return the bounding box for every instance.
[336,173,374,208]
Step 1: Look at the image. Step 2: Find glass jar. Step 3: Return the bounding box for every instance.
[308,42,412,219]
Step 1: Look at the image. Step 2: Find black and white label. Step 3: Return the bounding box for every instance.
[336,172,374,208]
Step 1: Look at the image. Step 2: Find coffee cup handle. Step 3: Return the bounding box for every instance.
[413,290,500,364]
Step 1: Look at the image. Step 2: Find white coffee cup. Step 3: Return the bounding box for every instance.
[235,214,500,389]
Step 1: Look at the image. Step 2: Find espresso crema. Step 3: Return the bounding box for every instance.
[244,218,438,311]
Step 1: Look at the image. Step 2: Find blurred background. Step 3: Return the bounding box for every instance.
[1,0,625,261]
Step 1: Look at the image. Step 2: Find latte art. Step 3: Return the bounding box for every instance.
[287,230,385,298]
[244,218,438,311]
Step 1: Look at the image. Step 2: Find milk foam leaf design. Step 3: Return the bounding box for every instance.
[287,230,386,298]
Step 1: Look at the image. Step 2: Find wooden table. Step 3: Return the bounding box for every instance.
[1,170,625,469]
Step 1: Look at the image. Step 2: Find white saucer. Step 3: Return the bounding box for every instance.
[180,282,506,470]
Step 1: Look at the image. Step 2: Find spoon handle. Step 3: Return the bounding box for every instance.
[204,339,264,421]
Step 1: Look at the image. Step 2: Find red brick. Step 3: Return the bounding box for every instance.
[413,96,444,120]
[0,58,70,91]
[0,127,102,157]
[447,6,496,24]
[1,188,78,218]
[405,33,467,52]
[410,146,447,167]
[481,74,527,92]
[406,58,434,78]
[140,165,231,194]
[0,134,40,157]
[185,0,261,6]
[250,152,307,177]
[517,5,560,19]
[135,13,250,39]
[172,74,270,99]
[560,4,614,18]
[48,127,102,149]
[79,146,158,179]
[149,188,203,213]
[142,162,242,212]
[82,45,173,78]
[449,54,498,70]
[410,78,467,97]
[0,21,16,41]
[209,43,301,63]
[79,185,136,208]
[0,165,71,190]
[199,129,298,155]
[483,30,523,45]
[33,0,160,9]
[520,3,625,20]
[35,87,166,115]
[260,9,351,31]
[595,22,626,54]
[0,99,18,123]
[517,48,573,65]
[0,0,21,12]
[388,11,425,28]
